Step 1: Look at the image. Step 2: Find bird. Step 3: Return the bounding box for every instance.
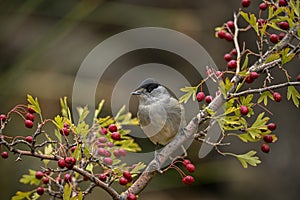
[131,78,186,146]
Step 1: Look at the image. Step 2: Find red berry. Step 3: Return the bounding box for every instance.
[224,32,233,41]
[35,171,44,179]
[241,0,251,7]
[42,177,49,184]
[245,76,254,84]
[27,106,36,114]
[70,146,77,153]
[60,127,70,136]
[196,92,205,102]
[259,2,268,10]
[185,164,195,173]
[261,143,270,153]
[227,60,237,69]
[111,132,121,140]
[1,151,8,159]
[113,149,121,158]
[267,123,276,131]
[278,0,287,6]
[64,174,72,182]
[217,30,226,39]
[226,20,234,29]
[65,162,73,169]
[127,193,137,200]
[273,92,282,102]
[107,142,114,147]
[230,48,237,55]
[205,96,212,104]
[25,136,33,143]
[216,71,224,78]
[26,113,35,121]
[182,175,195,185]
[37,187,44,195]
[70,157,76,165]
[0,114,7,122]
[98,137,107,143]
[119,177,128,185]
[99,127,108,135]
[263,135,273,143]
[56,176,62,184]
[119,148,127,157]
[224,53,232,62]
[103,157,113,165]
[279,21,289,30]
[99,173,107,182]
[240,105,249,115]
[297,75,300,81]
[270,34,279,44]
[250,72,259,80]
[279,33,285,40]
[58,158,66,168]
[24,119,34,128]
[123,171,133,182]
[108,124,118,132]
[98,148,107,157]
[183,159,191,167]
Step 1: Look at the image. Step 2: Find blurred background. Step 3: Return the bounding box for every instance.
[0,0,300,199]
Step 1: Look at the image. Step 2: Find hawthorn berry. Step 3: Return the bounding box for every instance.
[70,157,76,165]
[217,30,226,39]
[37,187,44,195]
[182,175,195,185]
[99,127,108,135]
[185,163,195,173]
[279,21,289,30]
[250,72,259,80]
[64,174,72,182]
[240,105,249,115]
[227,60,237,69]
[108,124,118,132]
[279,33,285,40]
[103,157,113,165]
[24,119,34,128]
[1,151,8,159]
[111,132,121,140]
[230,48,237,55]
[273,92,282,102]
[58,158,66,168]
[0,114,7,122]
[27,106,36,114]
[297,74,300,81]
[99,174,107,182]
[26,113,35,121]
[127,193,137,200]
[224,53,232,62]
[278,0,287,6]
[263,135,273,143]
[267,123,277,131]
[98,137,107,143]
[196,92,205,102]
[35,171,44,179]
[205,96,213,104]
[261,143,270,153]
[241,0,251,8]
[25,136,33,143]
[226,20,234,29]
[60,127,70,136]
[56,176,62,184]
[107,142,114,147]
[216,71,224,78]
[98,148,107,157]
[183,159,191,167]
[119,177,128,185]
[123,171,133,182]
[257,19,266,29]
[259,2,268,10]
[42,177,49,184]
[270,34,279,44]
[113,149,121,158]
[224,32,233,41]
[70,146,76,153]
[245,76,254,84]
[119,148,127,156]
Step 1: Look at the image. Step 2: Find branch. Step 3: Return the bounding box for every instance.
[119,23,300,200]
[229,81,300,97]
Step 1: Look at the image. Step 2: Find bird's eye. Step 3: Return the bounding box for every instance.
[145,84,158,93]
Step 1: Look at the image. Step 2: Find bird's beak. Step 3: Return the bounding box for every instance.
[130,91,141,95]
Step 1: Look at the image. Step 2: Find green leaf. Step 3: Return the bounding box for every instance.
[219,77,233,97]
[27,95,41,115]
[264,53,280,64]
[12,191,33,200]
[77,106,89,125]
[115,105,139,126]
[179,86,198,103]
[86,163,94,173]
[63,184,72,200]
[241,54,249,70]
[130,162,146,174]
[20,170,41,186]
[236,133,259,143]
[281,48,295,65]
[71,192,83,200]
[290,0,300,16]
[287,86,300,107]
[235,151,261,168]
[52,115,64,129]
[43,144,53,166]
[54,129,62,143]
[60,97,72,122]
[240,11,259,34]
[94,100,105,119]
[257,91,274,106]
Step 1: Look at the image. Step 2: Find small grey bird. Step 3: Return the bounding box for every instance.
[131,78,186,146]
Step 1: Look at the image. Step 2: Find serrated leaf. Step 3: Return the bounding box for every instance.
[241,55,249,70]
[115,106,139,126]
[12,191,33,200]
[52,115,64,129]
[27,95,41,115]
[281,48,295,65]
[264,53,280,64]
[43,144,53,165]
[290,0,300,16]
[77,106,89,125]
[86,163,94,173]
[240,11,259,34]
[236,133,259,143]
[219,77,233,97]
[76,121,89,137]
[94,100,105,119]
[71,192,83,200]
[236,151,261,168]
[20,170,41,186]
[63,184,72,200]
[257,91,274,106]
[60,97,72,122]
[179,86,197,103]
[287,86,300,107]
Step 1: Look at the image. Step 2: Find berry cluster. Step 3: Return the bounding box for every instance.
[261,123,277,153]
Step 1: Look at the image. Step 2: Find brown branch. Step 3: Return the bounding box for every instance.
[229,81,300,98]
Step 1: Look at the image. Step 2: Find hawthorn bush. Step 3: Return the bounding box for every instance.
[1,0,300,199]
